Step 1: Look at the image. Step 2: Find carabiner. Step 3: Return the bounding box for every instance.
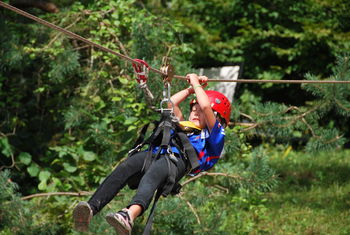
[159,82,174,113]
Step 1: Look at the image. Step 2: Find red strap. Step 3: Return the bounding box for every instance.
[132,59,149,84]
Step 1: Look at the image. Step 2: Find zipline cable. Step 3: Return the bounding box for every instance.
[1,1,350,84]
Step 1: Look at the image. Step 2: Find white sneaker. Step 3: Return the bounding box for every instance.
[73,201,93,232]
[105,208,134,235]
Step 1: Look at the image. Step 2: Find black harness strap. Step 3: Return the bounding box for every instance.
[176,131,200,170]
[142,154,178,235]
[142,188,162,235]
[129,110,200,235]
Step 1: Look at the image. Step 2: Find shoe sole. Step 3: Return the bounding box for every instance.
[73,202,92,232]
[105,213,131,235]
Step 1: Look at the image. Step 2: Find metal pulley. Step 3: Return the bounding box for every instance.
[160,57,175,84]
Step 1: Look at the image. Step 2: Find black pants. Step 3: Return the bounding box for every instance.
[87,151,188,216]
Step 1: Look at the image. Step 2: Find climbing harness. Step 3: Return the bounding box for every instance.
[127,108,200,235]
[131,57,199,233]
[127,72,201,234]
[1,1,350,84]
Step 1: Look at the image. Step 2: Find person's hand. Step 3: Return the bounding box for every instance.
[186,73,200,86]
[186,74,208,87]
[198,75,208,88]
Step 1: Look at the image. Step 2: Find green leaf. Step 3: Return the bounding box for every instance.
[82,151,96,161]
[127,125,137,131]
[124,117,138,125]
[118,77,129,85]
[38,180,47,190]
[18,152,32,165]
[63,162,77,173]
[34,87,45,93]
[0,137,13,157]
[27,163,40,177]
[39,170,51,181]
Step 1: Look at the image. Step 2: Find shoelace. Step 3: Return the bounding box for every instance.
[118,210,133,226]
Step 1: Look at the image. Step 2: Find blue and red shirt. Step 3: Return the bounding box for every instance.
[152,120,225,175]
[187,120,225,175]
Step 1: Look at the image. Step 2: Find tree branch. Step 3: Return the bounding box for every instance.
[45,16,82,49]
[181,172,243,187]
[0,152,16,171]
[177,194,201,225]
[21,191,93,200]
[10,0,59,13]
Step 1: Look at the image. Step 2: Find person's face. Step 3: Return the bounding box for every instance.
[189,104,206,128]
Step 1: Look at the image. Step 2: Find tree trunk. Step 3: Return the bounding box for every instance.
[10,0,59,13]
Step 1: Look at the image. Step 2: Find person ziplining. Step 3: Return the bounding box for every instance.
[1,2,350,234]
[72,72,231,235]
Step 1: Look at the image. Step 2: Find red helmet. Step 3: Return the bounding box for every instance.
[190,90,231,125]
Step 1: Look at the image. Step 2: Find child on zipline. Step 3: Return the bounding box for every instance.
[73,73,231,234]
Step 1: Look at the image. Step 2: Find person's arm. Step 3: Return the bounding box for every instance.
[187,73,216,130]
[168,87,194,121]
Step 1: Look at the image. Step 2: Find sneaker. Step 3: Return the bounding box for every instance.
[73,201,93,232]
[105,209,134,235]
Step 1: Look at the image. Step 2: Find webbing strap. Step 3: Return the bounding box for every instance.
[160,121,172,147]
[142,188,162,235]
[176,131,200,170]
[142,154,177,235]
[128,123,151,157]
[134,123,150,147]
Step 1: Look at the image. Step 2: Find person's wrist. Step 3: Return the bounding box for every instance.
[192,84,202,90]
[187,87,194,94]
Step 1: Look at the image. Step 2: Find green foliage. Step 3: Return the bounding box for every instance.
[263,149,350,234]
[0,1,196,232]
[303,55,350,117]
[146,0,350,120]
[0,170,60,234]
[0,137,13,158]
[236,54,350,152]
[0,0,189,195]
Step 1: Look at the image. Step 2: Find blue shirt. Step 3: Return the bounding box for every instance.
[152,120,225,175]
[188,120,225,175]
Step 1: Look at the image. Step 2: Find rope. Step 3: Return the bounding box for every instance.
[1,2,350,84]
[197,79,350,84]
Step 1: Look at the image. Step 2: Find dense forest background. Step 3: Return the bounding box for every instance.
[1,0,350,234]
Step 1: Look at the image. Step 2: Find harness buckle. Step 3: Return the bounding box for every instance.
[128,143,143,156]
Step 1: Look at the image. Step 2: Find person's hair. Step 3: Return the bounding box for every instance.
[214,112,227,128]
